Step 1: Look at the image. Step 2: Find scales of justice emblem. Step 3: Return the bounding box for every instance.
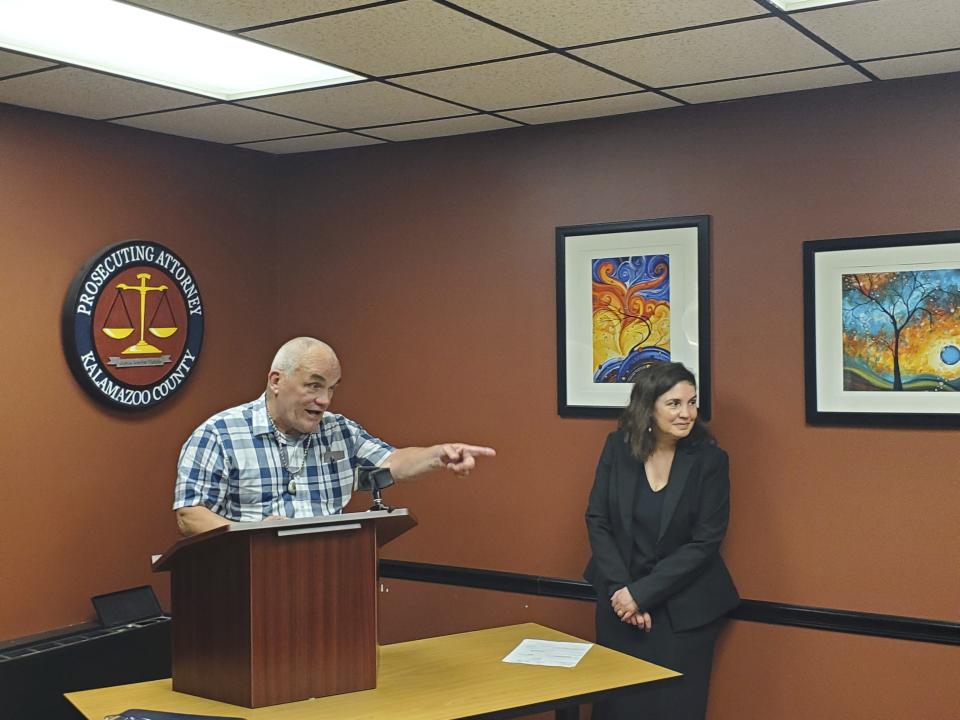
[63,240,204,410]
[101,271,179,367]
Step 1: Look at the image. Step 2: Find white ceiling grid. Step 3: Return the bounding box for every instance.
[0,0,957,154]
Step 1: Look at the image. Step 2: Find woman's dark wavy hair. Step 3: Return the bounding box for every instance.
[619,361,715,460]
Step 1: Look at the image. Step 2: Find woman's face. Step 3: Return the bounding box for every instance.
[651,380,698,443]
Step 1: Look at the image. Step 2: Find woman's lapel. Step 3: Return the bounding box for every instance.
[617,445,641,535]
[658,447,695,541]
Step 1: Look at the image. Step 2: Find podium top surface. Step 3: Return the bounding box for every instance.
[66,622,678,719]
[153,508,416,572]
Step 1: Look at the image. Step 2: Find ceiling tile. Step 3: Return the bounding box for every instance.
[3,0,957,155]
[793,0,960,60]
[127,1,373,31]
[112,104,328,143]
[0,50,55,78]
[452,0,768,48]
[863,50,960,81]
[245,0,541,76]
[393,54,639,111]
[364,114,519,141]
[669,65,867,104]
[572,16,840,88]
[237,132,383,154]
[0,67,206,120]
[240,81,468,128]
[501,92,679,125]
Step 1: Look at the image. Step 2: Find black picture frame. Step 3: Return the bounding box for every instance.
[803,230,960,427]
[556,216,711,419]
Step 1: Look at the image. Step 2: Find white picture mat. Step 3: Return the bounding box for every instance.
[813,242,960,413]
[564,226,701,409]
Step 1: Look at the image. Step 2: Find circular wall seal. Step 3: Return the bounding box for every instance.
[62,240,204,410]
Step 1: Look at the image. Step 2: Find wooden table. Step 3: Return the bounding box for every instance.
[67,623,679,720]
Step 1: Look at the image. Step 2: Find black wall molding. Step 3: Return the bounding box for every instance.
[730,599,959,645]
[379,560,960,646]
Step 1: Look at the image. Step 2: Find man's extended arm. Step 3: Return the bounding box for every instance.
[384,444,496,480]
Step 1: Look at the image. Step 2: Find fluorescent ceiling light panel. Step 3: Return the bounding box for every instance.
[0,0,363,100]
[769,0,853,9]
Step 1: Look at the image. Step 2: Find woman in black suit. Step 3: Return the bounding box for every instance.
[584,362,738,720]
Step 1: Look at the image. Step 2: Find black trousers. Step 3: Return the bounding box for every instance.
[593,602,723,720]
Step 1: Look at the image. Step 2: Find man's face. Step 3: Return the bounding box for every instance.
[268,348,341,435]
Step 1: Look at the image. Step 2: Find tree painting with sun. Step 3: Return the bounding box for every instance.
[592,255,671,383]
[841,268,960,391]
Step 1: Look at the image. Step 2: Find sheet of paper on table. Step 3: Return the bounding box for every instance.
[502,638,593,668]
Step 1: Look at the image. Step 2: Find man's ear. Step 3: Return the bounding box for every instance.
[267,370,282,395]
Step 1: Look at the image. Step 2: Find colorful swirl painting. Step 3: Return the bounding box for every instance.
[592,255,670,383]
[841,268,960,391]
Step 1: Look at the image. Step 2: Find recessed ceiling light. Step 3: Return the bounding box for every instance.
[769,0,854,9]
[0,0,364,100]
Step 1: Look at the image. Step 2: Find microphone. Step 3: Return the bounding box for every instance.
[355,467,395,512]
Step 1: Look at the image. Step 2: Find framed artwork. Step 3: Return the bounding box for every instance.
[556,216,711,418]
[803,230,960,427]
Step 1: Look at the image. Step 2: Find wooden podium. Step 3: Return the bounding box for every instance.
[152,509,416,708]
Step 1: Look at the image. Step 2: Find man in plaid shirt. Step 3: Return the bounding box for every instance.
[174,337,495,536]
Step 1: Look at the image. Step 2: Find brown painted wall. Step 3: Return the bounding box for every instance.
[277,72,960,619]
[275,72,960,718]
[0,104,280,641]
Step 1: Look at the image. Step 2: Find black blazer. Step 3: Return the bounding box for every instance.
[584,430,739,632]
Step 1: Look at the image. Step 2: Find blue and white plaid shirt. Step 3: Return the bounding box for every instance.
[174,394,394,520]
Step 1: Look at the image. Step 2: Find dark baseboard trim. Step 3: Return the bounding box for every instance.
[379,560,959,646]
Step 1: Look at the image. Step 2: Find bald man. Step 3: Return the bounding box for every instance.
[174,337,495,536]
